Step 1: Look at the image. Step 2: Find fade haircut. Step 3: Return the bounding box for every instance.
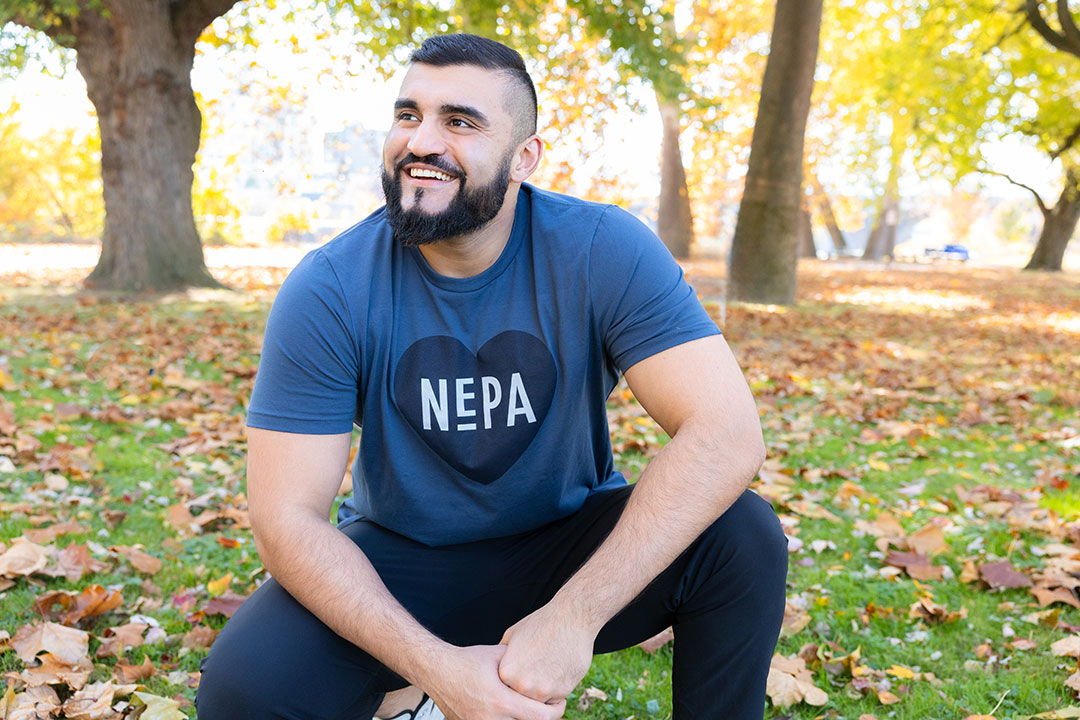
[409,33,538,140]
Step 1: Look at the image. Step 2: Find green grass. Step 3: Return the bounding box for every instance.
[2,265,1079,718]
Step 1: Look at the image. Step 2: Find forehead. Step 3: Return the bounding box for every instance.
[396,63,513,120]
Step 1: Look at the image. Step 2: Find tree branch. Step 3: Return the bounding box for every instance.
[1026,0,1077,54]
[980,167,1050,214]
[1051,120,1080,160]
[172,0,241,47]
[6,3,77,47]
[1056,0,1080,56]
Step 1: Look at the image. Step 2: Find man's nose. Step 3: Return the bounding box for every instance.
[406,117,447,158]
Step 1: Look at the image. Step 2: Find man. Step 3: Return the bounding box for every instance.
[197,33,786,720]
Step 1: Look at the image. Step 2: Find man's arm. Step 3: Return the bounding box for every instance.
[497,334,766,702]
[245,427,564,720]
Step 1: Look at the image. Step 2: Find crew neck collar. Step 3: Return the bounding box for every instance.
[408,187,530,293]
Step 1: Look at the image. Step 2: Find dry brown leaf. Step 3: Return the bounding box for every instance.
[1067,671,1080,693]
[909,597,966,625]
[877,690,901,705]
[20,653,93,690]
[48,543,110,583]
[0,537,49,578]
[1033,586,1080,608]
[782,600,812,637]
[885,550,943,580]
[907,523,947,556]
[182,625,219,649]
[61,680,116,720]
[766,654,828,708]
[11,621,90,664]
[167,503,199,537]
[34,585,124,625]
[960,559,979,583]
[8,685,62,717]
[1051,636,1080,657]
[113,654,155,684]
[22,519,87,545]
[980,560,1033,589]
[110,545,163,575]
[203,591,247,619]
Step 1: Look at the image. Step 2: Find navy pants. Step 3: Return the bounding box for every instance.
[196,487,787,719]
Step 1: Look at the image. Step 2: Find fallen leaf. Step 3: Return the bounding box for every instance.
[0,537,49,577]
[110,545,163,575]
[61,680,116,720]
[207,572,232,596]
[766,653,828,708]
[877,690,901,705]
[133,691,187,720]
[980,560,1033,589]
[182,625,219,649]
[1051,635,1080,657]
[1033,586,1080,608]
[11,621,90,664]
[22,519,87,545]
[907,523,947,556]
[576,687,608,711]
[34,585,123,625]
[20,653,93,690]
[113,654,155,683]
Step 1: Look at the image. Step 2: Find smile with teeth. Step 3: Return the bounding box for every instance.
[408,167,455,182]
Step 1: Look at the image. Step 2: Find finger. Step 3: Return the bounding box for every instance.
[499,684,562,720]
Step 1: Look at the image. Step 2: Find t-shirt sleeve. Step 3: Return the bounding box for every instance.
[589,206,720,373]
[246,250,360,434]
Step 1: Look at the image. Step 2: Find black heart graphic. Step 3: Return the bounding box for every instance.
[393,331,557,484]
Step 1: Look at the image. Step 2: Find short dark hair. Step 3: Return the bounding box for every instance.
[409,33,538,138]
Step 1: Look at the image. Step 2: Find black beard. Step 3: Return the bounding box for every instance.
[381,153,512,248]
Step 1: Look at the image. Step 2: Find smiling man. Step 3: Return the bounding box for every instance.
[196,34,787,720]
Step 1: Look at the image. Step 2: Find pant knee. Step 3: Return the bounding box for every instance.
[699,490,788,604]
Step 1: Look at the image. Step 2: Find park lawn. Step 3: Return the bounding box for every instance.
[0,261,1078,719]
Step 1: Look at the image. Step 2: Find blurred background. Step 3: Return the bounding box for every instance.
[1,0,1077,278]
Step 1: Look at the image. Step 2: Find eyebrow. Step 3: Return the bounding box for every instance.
[394,98,490,127]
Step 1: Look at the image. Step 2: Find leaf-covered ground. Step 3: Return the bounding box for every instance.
[1,259,1078,719]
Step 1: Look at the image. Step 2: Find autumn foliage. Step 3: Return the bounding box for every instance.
[1,259,1079,717]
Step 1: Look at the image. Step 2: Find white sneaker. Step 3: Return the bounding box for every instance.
[382,694,444,720]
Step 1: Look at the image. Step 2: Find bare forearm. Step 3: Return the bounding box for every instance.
[255,512,451,687]
[551,419,764,633]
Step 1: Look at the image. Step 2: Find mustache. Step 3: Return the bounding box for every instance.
[395,153,465,179]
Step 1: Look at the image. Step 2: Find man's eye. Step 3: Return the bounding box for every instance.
[449,118,472,128]
[397,112,419,122]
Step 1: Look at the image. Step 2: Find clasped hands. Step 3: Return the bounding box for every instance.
[426,604,596,720]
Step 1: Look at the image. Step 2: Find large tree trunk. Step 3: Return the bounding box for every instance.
[656,97,694,259]
[76,1,222,291]
[728,0,823,305]
[1025,170,1080,271]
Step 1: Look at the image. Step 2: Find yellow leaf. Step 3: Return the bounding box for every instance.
[887,664,915,679]
[877,690,901,704]
[868,459,891,472]
[119,394,141,406]
[133,691,187,719]
[207,572,233,596]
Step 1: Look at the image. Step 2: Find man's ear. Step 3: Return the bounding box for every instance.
[509,134,544,183]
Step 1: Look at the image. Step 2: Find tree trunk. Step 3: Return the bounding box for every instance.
[1024,170,1080,271]
[77,1,220,291]
[863,139,901,262]
[656,97,694,259]
[798,208,816,258]
[728,0,823,305]
[809,176,847,252]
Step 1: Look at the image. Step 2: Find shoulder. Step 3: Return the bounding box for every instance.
[523,184,655,253]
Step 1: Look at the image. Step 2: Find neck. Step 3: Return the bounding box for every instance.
[417,185,520,278]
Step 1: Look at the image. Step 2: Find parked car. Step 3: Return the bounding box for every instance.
[924,243,970,261]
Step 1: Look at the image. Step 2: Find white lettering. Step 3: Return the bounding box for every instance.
[481,376,502,429]
[420,378,448,431]
[456,378,476,431]
[506,372,536,427]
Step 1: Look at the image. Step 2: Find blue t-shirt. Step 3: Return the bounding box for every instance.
[246,184,720,546]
